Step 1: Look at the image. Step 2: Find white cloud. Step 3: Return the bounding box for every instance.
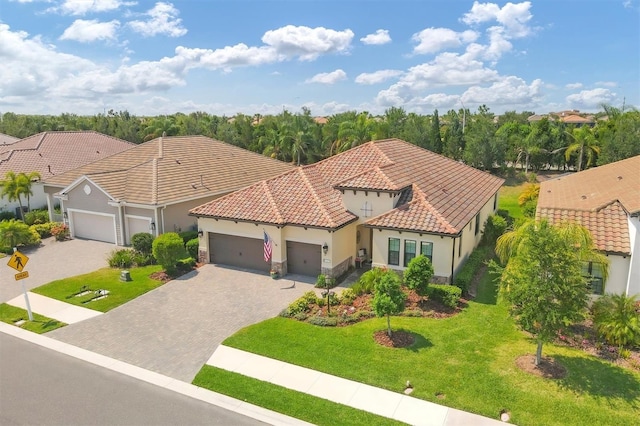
[595,81,617,87]
[305,69,347,84]
[566,88,616,108]
[56,0,136,16]
[412,28,478,54]
[623,0,632,9]
[462,1,533,38]
[462,76,543,105]
[128,2,187,37]
[59,19,120,42]
[355,70,403,85]
[360,29,391,45]
[565,82,583,90]
[262,25,353,61]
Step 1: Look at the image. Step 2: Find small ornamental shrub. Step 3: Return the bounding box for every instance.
[131,232,154,255]
[24,209,49,226]
[283,291,317,317]
[592,294,640,350]
[178,230,198,245]
[185,238,199,259]
[428,284,462,309]
[27,227,41,246]
[177,257,196,269]
[30,222,54,238]
[132,252,154,267]
[353,267,387,295]
[108,248,135,268]
[51,223,70,241]
[372,269,406,336]
[482,214,507,246]
[152,232,188,275]
[403,255,433,296]
[340,288,357,305]
[308,316,338,327]
[293,311,308,321]
[0,219,34,249]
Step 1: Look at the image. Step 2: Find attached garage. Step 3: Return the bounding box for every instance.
[126,215,151,244]
[208,233,270,272]
[287,241,321,277]
[69,210,116,244]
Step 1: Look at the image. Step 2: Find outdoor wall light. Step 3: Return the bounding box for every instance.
[150,220,156,231]
[198,229,204,237]
[63,211,68,220]
[322,242,328,255]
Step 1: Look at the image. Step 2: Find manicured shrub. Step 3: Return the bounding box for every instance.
[24,209,49,225]
[353,267,387,295]
[403,255,433,296]
[178,230,198,245]
[50,223,69,241]
[131,232,154,255]
[283,291,317,317]
[340,288,357,305]
[152,232,188,275]
[481,214,507,246]
[30,222,54,238]
[428,284,462,309]
[592,294,640,350]
[186,238,199,259]
[177,257,196,269]
[133,252,154,267]
[308,316,338,327]
[454,246,490,294]
[0,219,34,250]
[108,248,135,268]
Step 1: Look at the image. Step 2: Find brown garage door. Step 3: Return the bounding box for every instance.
[208,233,270,272]
[287,241,321,277]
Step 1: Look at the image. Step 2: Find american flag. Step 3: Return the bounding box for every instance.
[263,231,272,262]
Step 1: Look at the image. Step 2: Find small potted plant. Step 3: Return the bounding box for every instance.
[270,269,279,279]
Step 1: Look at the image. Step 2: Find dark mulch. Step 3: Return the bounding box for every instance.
[515,355,567,379]
[373,330,415,348]
[149,271,172,282]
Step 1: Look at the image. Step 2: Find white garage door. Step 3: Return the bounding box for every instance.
[126,216,151,244]
[70,211,116,244]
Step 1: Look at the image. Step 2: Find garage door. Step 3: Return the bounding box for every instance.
[287,241,321,277]
[126,216,151,244]
[208,233,270,272]
[70,211,116,244]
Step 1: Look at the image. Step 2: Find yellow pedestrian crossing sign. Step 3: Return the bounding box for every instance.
[7,251,29,272]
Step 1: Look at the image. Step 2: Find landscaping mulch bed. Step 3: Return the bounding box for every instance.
[516,355,567,379]
[373,330,415,348]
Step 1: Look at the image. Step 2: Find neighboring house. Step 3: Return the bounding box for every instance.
[43,136,293,245]
[536,155,640,296]
[0,131,134,217]
[0,133,19,145]
[191,138,504,280]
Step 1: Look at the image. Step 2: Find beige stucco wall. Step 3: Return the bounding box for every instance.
[604,254,631,295]
[0,183,48,214]
[163,196,223,234]
[341,190,398,223]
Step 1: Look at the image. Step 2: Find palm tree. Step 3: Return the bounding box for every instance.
[142,116,179,141]
[333,112,377,154]
[22,171,41,210]
[564,126,600,172]
[0,171,32,220]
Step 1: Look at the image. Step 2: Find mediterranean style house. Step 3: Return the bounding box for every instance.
[537,155,640,296]
[191,138,504,281]
[43,135,293,245]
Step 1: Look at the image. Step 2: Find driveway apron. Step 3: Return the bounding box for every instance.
[47,265,316,382]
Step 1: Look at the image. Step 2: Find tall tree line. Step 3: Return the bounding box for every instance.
[1,105,638,171]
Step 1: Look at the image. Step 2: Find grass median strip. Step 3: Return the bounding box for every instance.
[193,366,405,426]
[218,271,640,426]
[31,265,164,312]
[0,303,66,333]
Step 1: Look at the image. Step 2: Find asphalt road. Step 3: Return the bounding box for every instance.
[0,333,264,426]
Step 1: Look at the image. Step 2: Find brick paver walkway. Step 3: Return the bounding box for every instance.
[48,265,316,382]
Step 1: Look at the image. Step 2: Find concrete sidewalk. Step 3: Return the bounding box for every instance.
[5,292,102,324]
[207,345,505,426]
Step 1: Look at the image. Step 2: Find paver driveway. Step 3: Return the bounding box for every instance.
[0,238,115,303]
[48,265,316,382]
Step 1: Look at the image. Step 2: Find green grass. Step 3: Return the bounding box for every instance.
[0,303,66,333]
[193,366,405,426]
[498,180,526,220]
[32,265,164,312]
[209,270,640,426]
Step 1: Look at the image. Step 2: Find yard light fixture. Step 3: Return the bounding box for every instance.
[150,220,156,231]
[198,229,204,237]
[322,242,328,255]
[63,211,68,220]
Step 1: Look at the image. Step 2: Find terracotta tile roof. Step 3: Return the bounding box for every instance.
[0,133,19,145]
[191,138,504,234]
[536,155,640,254]
[561,114,594,124]
[45,135,294,206]
[0,131,134,179]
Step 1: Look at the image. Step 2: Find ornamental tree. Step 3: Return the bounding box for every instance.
[403,255,433,296]
[372,269,406,337]
[496,219,609,366]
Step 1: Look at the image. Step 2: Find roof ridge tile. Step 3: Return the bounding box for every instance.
[299,168,337,228]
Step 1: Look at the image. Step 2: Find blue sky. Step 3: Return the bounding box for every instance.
[1,0,638,116]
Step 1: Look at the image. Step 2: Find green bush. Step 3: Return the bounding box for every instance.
[340,288,357,305]
[186,238,199,259]
[403,255,433,296]
[308,315,338,327]
[24,209,49,225]
[592,294,640,349]
[50,223,69,241]
[481,214,507,246]
[30,222,54,238]
[178,230,198,245]
[0,219,35,249]
[177,257,196,269]
[454,246,490,294]
[283,291,317,317]
[0,210,15,221]
[353,267,387,295]
[133,252,154,266]
[131,232,154,255]
[428,284,462,309]
[108,249,135,268]
[152,232,188,275]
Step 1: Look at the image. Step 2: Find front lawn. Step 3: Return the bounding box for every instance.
[32,265,164,312]
[202,271,640,426]
[498,180,526,219]
[0,303,66,333]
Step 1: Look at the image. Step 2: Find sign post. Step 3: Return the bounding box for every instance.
[8,249,32,321]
